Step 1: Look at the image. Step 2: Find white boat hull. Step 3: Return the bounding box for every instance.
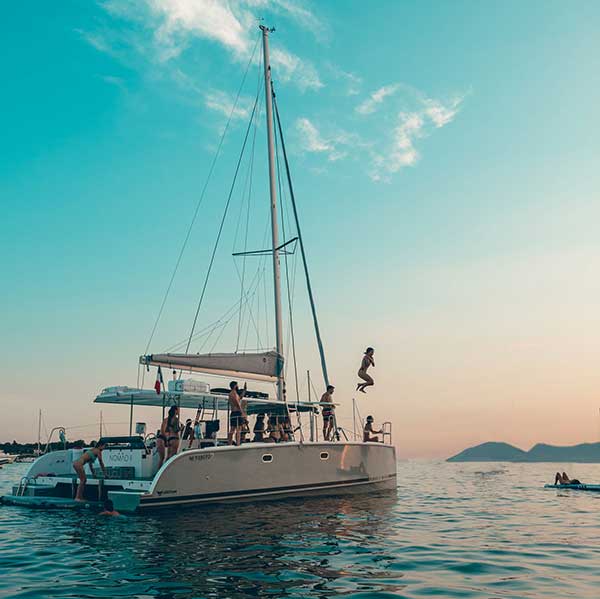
[111,441,397,511]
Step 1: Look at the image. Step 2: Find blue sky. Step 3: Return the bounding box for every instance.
[1,1,599,457]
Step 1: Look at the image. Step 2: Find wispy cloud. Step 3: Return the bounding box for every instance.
[297,83,467,182]
[296,117,369,162]
[368,93,466,181]
[271,47,323,91]
[204,89,252,120]
[326,62,362,96]
[355,84,399,115]
[89,0,324,92]
[423,96,463,128]
[296,117,334,153]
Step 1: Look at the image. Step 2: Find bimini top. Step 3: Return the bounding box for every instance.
[139,351,283,383]
[94,387,326,415]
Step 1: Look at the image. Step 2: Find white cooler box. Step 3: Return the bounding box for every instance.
[168,379,211,393]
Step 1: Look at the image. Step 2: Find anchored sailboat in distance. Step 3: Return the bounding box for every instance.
[1,27,396,512]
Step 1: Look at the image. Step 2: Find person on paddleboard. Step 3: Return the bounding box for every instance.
[554,471,582,485]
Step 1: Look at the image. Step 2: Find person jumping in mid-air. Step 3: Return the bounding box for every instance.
[356,347,375,393]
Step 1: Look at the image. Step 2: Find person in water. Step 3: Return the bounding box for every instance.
[555,471,582,485]
[357,347,375,393]
[363,415,383,442]
[320,385,335,441]
[160,405,181,459]
[73,440,107,501]
[99,499,120,516]
[228,381,247,446]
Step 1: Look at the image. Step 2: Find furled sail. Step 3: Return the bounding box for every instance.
[140,351,283,382]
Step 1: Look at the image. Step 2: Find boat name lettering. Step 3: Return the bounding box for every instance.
[107,453,131,463]
[156,489,177,496]
[189,453,214,462]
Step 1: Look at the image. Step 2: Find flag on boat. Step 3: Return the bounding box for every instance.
[154,366,164,395]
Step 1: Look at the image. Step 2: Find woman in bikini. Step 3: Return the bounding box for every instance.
[73,440,107,501]
[554,471,582,485]
[363,415,383,442]
[161,405,181,460]
[357,347,375,393]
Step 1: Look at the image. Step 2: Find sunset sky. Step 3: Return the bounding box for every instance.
[1,0,599,458]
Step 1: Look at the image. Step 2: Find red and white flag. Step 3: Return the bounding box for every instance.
[154,366,164,395]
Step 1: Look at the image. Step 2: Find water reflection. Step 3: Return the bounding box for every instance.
[65,492,400,598]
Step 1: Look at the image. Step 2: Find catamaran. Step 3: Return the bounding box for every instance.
[1,27,396,512]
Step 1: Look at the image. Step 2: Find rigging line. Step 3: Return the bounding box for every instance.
[273,93,300,408]
[233,259,263,348]
[210,284,259,354]
[168,268,263,351]
[142,33,261,358]
[236,73,262,351]
[273,91,330,388]
[166,267,264,353]
[184,92,260,356]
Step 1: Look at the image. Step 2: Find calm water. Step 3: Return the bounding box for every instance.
[1,461,600,598]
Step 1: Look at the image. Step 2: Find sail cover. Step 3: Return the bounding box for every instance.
[140,351,283,382]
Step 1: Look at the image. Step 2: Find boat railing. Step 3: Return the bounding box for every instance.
[381,422,392,445]
[16,476,31,497]
[43,427,67,454]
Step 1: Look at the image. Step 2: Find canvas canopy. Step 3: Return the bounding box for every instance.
[93,388,326,414]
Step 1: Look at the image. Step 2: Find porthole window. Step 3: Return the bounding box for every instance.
[320,452,329,460]
[262,454,273,463]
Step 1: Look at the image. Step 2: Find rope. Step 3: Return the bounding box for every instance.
[142,33,261,359]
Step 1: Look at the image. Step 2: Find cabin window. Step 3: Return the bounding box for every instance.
[320,452,329,460]
[262,454,273,463]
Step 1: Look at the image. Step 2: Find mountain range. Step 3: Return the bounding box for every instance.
[447,441,600,463]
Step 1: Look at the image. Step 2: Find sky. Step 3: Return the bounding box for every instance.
[1,0,599,458]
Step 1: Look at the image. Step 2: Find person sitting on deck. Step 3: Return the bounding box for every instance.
[99,498,120,516]
[192,419,202,447]
[253,414,266,442]
[267,416,281,443]
[182,419,193,443]
[321,385,335,441]
[228,381,247,446]
[281,416,293,442]
[356,347,375,394]
[555,471,582,485]
[161,405,181,459]
[73,440,107,502]
[240,417,250,444]
[363,415,383,443]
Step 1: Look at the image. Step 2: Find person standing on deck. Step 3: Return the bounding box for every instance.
[228,381,247,446]
[321,385,335,441]
[356,347,375,393]
[161,405,181,459]
[73,440,107,501]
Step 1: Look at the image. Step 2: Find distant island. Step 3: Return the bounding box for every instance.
[447,441,600,463]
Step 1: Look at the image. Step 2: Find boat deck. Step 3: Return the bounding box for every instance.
[0,495,101,509]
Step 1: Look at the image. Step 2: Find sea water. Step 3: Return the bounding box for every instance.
[1,460,599,598]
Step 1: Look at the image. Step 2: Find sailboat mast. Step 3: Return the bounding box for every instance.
[261,25,285,402]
